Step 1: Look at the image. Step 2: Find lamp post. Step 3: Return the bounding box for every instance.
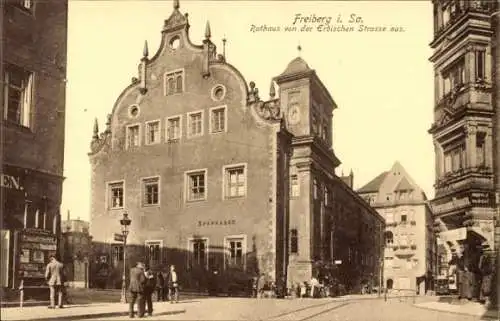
[119,212,131,304]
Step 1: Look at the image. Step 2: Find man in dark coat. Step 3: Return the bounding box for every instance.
[156,270,166,302]
[129,262,146,318]
[143,266,156,316]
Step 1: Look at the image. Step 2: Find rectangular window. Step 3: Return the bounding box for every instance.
[142,177,159,206]
[290,175,300,197]
[127,125,140,148]
[224,165,246,198]
[186,170,207,201]
[476,132,486,166]
[145,241,162,266]
[401,215,407,223]
[146,121,160,145]
[188,111,203,137]
[476,51,485,80]
[442,58,465,94]
[189,238,208,269]
[164,70,184,95]
[225,236,245,270]
[290,229,298,254]
[210,106,226,133]
[108,182,124,209]
[166,116,182,141]
[3,64,33,127]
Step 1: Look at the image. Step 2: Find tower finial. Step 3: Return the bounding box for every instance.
[297,42,302,57]
[205,21,211,39]
[173,0,179,10]
[93,118,99,140]
[143,40,149,58]
[222,35,227,58]
[269,80,276,99]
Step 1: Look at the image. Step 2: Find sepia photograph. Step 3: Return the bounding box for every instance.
[1,0,499,320]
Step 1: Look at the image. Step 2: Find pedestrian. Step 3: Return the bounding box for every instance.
[45,254,64,309]
[478,243,493,305]
[144,266,156,316]
[156,270,165,302]
[256,273,266,299]
[129,262,146,318]
[166,265,179,303]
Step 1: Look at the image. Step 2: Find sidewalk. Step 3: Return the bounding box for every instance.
[1,300,195,321]
[414,300,499,320]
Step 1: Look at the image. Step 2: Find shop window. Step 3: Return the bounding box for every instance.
[189,238,208,270]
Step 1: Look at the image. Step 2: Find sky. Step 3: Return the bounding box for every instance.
[61,0,435,221]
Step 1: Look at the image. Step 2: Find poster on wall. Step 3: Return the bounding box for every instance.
[1,230,10,287]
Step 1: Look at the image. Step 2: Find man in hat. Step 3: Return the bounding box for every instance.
[45,254,65,309]
[129,262,146,318]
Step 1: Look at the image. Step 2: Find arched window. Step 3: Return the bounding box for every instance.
[386,279,394,290]
[168,78,175,95]
[176,75,183,93]
[385,231,394,245]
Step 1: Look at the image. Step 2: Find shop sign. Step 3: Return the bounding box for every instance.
[439,227,467,242]
[198,219,236,227]
[0,173,23,190]
[432,196,470,214]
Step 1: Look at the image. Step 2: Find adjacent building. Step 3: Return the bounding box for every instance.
[88,0,384,293]
[1,0,68,294]
[358,162,437,295]
[61,212,92,288]
[428,0,498,290]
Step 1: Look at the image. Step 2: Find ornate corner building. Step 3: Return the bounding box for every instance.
[428,0,498,277]
[1,1,68,293]
[88,1,384,292]
[358,162,437,295]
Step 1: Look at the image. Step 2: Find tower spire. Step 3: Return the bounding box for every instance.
[205,20,211,39]
[143,40,149,59]
[173,0,179,10]
[93,118,99,140]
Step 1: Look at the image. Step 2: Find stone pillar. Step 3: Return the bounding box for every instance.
[466,126,477,168]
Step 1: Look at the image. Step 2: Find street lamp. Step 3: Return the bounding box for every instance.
[119,212,131,304]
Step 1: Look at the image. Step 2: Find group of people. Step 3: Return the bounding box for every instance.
[129,262,179,318]
[449,243,493,305]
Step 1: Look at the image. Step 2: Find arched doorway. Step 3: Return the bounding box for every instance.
[386,279,393,290]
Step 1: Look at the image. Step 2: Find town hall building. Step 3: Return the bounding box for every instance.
[89,0,384,293]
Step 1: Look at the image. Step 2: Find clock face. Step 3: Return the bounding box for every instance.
[288,106,300,125]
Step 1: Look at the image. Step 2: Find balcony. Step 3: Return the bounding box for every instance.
[435,166,494,197]
[433,2,495,41]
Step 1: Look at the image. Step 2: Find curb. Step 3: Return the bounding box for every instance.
[8,308,188,321]
[412,303,499,320]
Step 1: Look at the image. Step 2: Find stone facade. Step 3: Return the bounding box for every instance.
[1,0,68,290]
[358,162,437,294]
[88,1,384,293]
[428,0,498,284]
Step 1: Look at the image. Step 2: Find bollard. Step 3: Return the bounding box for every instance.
[19,280,24,308]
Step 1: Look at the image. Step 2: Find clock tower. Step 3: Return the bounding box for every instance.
[275,56,341,283]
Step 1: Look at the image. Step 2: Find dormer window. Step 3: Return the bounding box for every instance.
[164,70,184,96]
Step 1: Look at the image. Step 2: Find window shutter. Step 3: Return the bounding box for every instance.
[22,73,33,127]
